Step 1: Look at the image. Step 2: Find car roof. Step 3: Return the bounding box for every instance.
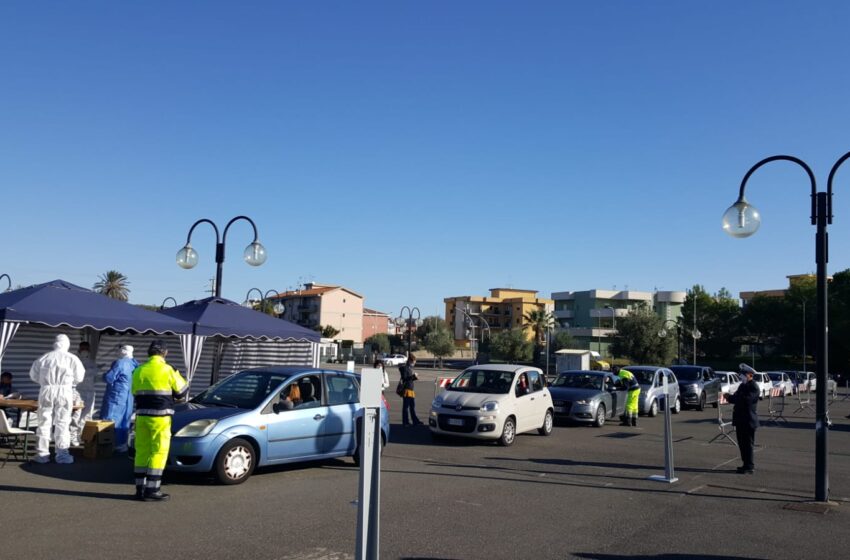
[237,366,323,375]
[558,370,607,376]
[465,364,540,373]
[624,365,665,371]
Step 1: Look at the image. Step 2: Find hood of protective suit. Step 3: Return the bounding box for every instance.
[54,334,71,352]
[120,345,134,359]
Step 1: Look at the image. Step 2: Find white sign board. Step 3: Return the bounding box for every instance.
[359,367,383,408]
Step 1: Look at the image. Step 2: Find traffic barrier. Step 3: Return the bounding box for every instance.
[794,382,814,415]
[765,387,788,425]
[710,392,737,446]
[842,380,850,402]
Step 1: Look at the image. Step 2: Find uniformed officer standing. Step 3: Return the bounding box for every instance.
[132,340,187,501]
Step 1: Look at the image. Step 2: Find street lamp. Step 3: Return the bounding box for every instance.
[0,274,11,292]
[159,297,178,310]
[244,288,285,316]
[691,327,701,365]
[396,306,421,357]
[176,216,267,298]
[723,150,850,503]
[460,305,491,365]
[658,319,682,365]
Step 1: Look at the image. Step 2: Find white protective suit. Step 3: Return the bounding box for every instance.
[69,348,98,445]
[29,334,85,463]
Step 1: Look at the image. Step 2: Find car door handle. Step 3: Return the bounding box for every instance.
[313,414,325,421]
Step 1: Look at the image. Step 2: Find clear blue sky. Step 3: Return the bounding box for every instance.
[2,1,850,317]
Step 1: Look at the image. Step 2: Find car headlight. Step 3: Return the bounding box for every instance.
[575,399,589,405]
[175,419,218,438]
[480,401,499,412]
[432,397,443,408]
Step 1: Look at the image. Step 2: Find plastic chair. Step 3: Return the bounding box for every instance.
[0,409,35,467]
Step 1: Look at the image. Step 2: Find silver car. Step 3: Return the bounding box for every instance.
[625,366,681,417]
[548,370,627,427]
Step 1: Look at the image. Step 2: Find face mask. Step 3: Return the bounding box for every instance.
[80,351,90,358]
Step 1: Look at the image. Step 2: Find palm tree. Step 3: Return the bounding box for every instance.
[522,308,555,344]
[93,270,130,301]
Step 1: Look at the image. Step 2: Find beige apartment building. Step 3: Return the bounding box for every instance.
[445,288,554,347]
[270,283,365,342]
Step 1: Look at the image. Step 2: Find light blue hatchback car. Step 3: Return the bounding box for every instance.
[136,366,390,485]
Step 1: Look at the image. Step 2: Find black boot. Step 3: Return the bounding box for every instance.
[631,416,637,427]
[143,490,170,502]
[134,485,146,501]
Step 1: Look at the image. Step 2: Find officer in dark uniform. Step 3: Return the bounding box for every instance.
[727,364,760,474]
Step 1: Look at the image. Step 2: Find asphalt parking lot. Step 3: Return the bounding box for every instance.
[2,366,850,560]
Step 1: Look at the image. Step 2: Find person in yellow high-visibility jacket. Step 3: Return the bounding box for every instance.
[617,367,641,427]
[132,340,187,502]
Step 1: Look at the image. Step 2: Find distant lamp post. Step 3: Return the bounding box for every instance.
[159,297,178,310]
[0,274,11,292]
[690,327,701,365]
[658,319,682,364]
[176,216,267,298]
[244,288,285,316]
[723,150,850,503]
[396,306,421,357]
[460,305,491,365]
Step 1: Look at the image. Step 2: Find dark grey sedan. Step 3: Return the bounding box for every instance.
[549,371,627,427]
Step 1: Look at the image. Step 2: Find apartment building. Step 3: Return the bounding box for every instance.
[444,288,554,347]
[551,289,686,356]
[270,283,365,342]
[363,308,394,340]
[739,273,822,306]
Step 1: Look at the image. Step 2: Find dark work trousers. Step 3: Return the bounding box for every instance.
[402,396,420,425]
[736,425,756,470]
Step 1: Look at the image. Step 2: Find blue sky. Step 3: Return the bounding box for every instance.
[2,1,850,317]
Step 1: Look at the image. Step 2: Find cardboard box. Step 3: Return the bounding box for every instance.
[82,420,115,459]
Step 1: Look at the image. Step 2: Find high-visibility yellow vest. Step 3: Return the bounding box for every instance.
[132,355,188,416]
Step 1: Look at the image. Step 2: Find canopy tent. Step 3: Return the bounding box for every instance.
[159,297,321,385]
[0,280,196,380]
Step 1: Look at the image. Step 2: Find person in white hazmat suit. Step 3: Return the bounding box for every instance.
[29,334,85,463]
[69,340,98,445]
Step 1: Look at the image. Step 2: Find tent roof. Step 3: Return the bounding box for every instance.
[160,297,321,342]
[0,280,194,334]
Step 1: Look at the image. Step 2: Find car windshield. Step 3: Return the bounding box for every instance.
[628,369,656,384]
[670,367,701,381]
[449,369,515,394]
[193,370,291,409]
[767,373,782,381]
[552,373,604,390]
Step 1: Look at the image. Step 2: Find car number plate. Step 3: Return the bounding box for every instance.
[448,418,464,426]
[554,406,565,413]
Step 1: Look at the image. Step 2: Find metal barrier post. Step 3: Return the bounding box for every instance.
[649,374,678,483]
[794,382,814,415]
[842,380,850,402]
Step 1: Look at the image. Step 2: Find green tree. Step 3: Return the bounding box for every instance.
[364,333,391,355]
[610,303,673,364]
[93,270,130,301]
[681,285,742,360]
[490,328,533,363]
[416,316,448,340]
[551,331,576,351]
[522,308,554,344]
[424,327,456,368]
[318,325,340,338]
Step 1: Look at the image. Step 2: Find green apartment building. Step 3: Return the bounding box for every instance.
[551,289,686,357]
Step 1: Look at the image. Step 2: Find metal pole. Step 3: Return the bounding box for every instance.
[676,326,681,365]
[803,299,807,372]
[692,297,697,365]
[814,191,829,502]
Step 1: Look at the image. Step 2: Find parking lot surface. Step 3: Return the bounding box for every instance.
[2,366,849,560]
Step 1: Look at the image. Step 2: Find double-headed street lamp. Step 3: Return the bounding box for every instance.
[244,288,285,316]
[0,274,11,292]
[176,216,267,298]
[722,150,850,503]
[658,319,682,365]
[396,306,421,357]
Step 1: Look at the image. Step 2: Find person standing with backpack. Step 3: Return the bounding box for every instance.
[399,355,422,427]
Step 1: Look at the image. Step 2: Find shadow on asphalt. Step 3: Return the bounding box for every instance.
[573,554,767,560]
[493,456,729,474]
[0,483,134,501]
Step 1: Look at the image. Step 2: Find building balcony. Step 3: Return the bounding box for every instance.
[554,310,574,319]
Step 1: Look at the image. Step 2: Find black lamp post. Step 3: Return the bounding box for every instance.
[159,297,178,310]
[396,306,421,357]
[244,288,285,316]
[659,319,682,365]
[0,274,11,292]
[176,216,267,298]
[723,151,850,503]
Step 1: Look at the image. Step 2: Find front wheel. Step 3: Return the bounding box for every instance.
[214,438,256,485]
[499,417,516,446]
[671,396,681,414]
[538,410,553,436]
[697,392,706,411]
[593,404,606,428]
[648,399,658,417]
